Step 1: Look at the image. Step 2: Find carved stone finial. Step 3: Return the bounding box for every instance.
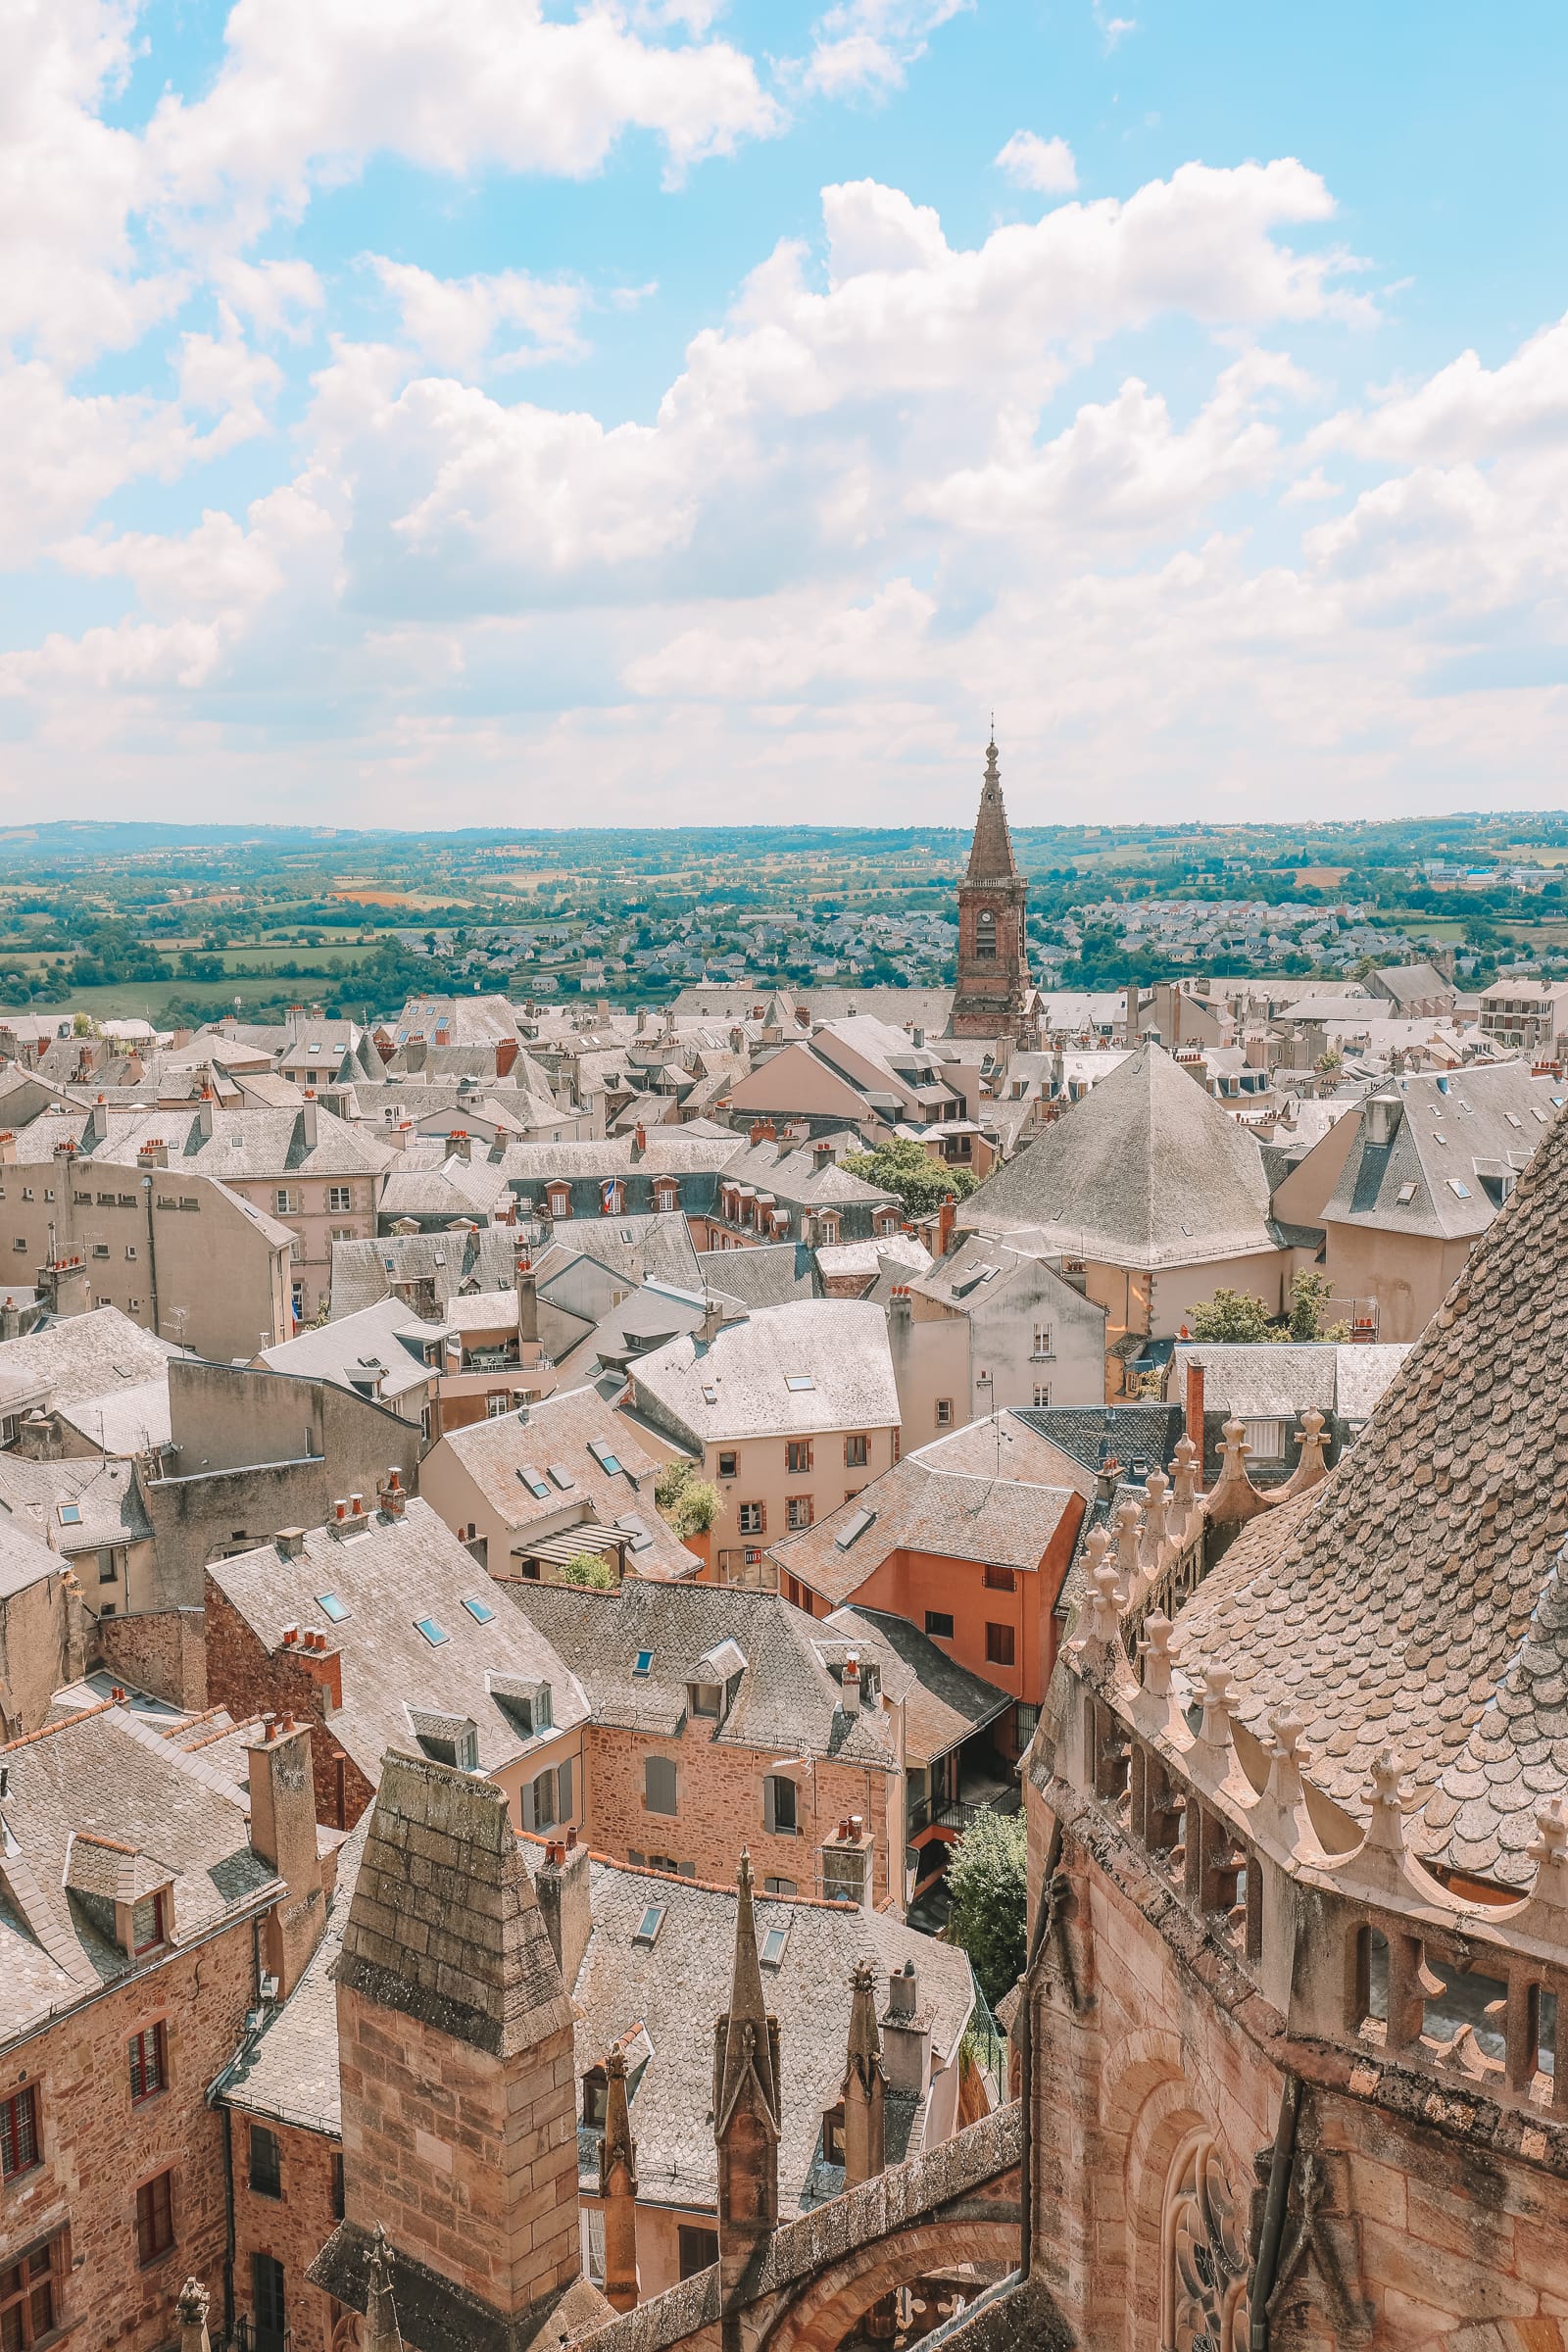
[1220,1416,1250,1470]
[1526,1795,1568,1907]
[1141,1467,1170,1556]
[1171,1433,1200,1507]
[175,2280,212,2352]
[1113,1497,1143,1600]
[1088,1558,1122,1643]
[1198,1662,1235,1750]
[1365,1748,1414,1849]
[1138,1610,1176,1697]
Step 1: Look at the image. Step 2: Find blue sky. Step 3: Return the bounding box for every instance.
[5,0,1568,829]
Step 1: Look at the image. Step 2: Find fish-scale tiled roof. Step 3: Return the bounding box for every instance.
[1177,1095,1568,1885]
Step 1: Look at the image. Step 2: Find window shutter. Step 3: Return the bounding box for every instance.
[558,1756,573,1822]
[520,1778,535,1832]
[763,1776,776,1834]
[759,1500,766,1534]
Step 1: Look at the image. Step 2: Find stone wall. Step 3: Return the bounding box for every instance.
[230,2112,342,2352]
[205,1580,375,1828]
[0,1912,258,2350]
[92,1604,207,1709]
[581,1719,898,1911]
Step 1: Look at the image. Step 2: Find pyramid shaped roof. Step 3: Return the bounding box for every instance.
[956,1042,1275,1269]
[965,740,1019,884]
[1179,1100,1568,1886]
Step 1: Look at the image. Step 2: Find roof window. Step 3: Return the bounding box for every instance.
[633,1902,666,1945]
[633,1648,655,1677]
[317,1592,350,1623]
[835,1506,875,1550]
[1447,1179,1472,1200]
[760,1924,790,1967]
[517,1465,551,1499]
[703,1385,718,1404]
[588,1439,623,1475]
[58,1501,81,1526]
[462,1594,496,1624]
[548,1464,575,1490]
[784,1374,814,1393]
[1395,1183,1417,1204]
[415,1615,450,1646]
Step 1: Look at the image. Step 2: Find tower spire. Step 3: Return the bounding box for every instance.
[951,730,1031,1040]
[600,2046,640,2313]
[712,1850,781,2296]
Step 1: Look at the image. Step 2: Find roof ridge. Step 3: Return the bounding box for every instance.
[1,1695,119,1750]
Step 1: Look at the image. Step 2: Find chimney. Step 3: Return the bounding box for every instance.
[1185,1358,1205,1458]
[86,1099,108,1146]
[911,1026,924,1049]
[938,1192,956,1256]
[600,2046,640,2314]
[449,1128,472,1162]
[880,1958,933,2096]
[196,1093,214,1140]
[751,1120,765,1147]
[535,1831,592,1989]
[39,1253,91,1321]
[514,1249,538,1349]
[495,1037,519,1078]
[245,1717,325,1999]
[137,1140,169,1170]
[378,1466,407,1518]
[275,1528,306,1560]
[813,1139,834,1169]
[631,1122,647,1158]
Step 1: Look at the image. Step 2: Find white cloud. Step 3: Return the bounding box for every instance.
[801,0,970,97]
[1318,317,1568,465]
[625,578,936,696]
[1096,7,1137,51]
[994,131,1078,196]
[369,259,590,374]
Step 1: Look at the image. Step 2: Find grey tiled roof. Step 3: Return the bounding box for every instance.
[1167,1342,1412,1425]
[259,1296,440,1403]
[820,1605,1012,1764]
[509,1582,897,1768]
[694,1245,819,1308]
[956,1043,1276,1269]
[329,1228,525,1317]
[630,1300,899,1446]
[0,1304,181,1410]
[223,1814,368,2132]
[0,1453,151,1555]
[0,1511,59,1601]
[1178,1094,1568,1886]
[1323,1063,1558,1241]
[6,1102,395,1178]
[205,1499,590,1788]
[0,1700,280,2036]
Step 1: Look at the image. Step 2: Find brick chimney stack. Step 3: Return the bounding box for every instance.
[245,1715,326,1999]
[535,1831,592,1988]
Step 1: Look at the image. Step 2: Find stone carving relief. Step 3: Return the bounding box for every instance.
[1164,2134,1250,2352]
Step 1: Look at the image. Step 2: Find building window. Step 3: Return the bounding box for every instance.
[844,1434,868,1467]
[763,1774,799,1835]
[935,1399,954,1427]
[98,1549,118,1585]
[327,1185,352,1212]
[975,909,997,960]
[0,2235,64,2348]
[785,1440,812,1474]
[985,1622,1016,1668]
[332,2152,346,2220]
[583,2069,609,2128]
[136,2170,175,2263]
[786,1495,812,1531]
[532,1769,558,1829]
[690,1682,722,1718]
[984,1563,1016,1592]
[738,1501,764,1536]
[252,2250,287,2351]
[1032,1383,1052,1409]
[644,1755,678,1816]
[822,2104,847,2164]
[678,2226,718,2280]
[1243,1418,1287,1463]
[0,2085,40,2181]
[1162,2135,1247,2348]
[331,1225,355,1243]
[764,1876,797,1896]
[717,1450,738,1479]
[128,2022,167,2104]
[274,1188,295,1214]
[249,2123,282,2198]
[130,1890,166,1954]
[925,1610,955,1640]
[1031,1323,1053,1359]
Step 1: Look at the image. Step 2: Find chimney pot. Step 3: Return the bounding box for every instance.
[281,1624,298,1645]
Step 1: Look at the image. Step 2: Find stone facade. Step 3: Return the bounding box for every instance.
[230,2115,344,2352]
[950,740,1031,1041]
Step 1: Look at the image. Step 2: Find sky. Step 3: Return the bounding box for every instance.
[5,0,1568,834]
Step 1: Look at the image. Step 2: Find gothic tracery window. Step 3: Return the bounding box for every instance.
[1163,2133,1249,2352]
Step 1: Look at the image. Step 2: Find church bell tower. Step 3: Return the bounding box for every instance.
[951,733,1031,1039]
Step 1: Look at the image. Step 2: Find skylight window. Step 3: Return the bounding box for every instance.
[317,1592,350,1624]
[588,1438,623,1474]
[703,1385,718,1404]
[462,1594,496,1624]
[517,1465,551,1499]
[633,1902,666,1945]
[633,1648,655,1677]
[760,1925,790,1967]
[1506,1113,1523,1128]
[784,1374,814,1393]
[547,1464,575,1490]
[1396,1183,1417,1204]
[58,1501,80,1526]
[836,1507,875,1551]
[415,1616,450,1646]
[1447,1179,1472,1199]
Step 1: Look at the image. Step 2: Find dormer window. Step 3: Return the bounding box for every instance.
[583,2068,609,2127]
[131,1890,167,1954]
[690,1682,722,1718]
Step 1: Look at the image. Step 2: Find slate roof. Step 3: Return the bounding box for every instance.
[0,1304,180,1409]
[819,1605,1012,1764]
[510,1582,897,1768]
[433,1385,699,1580]
[0,1700,281,2035]
[0,1512,64,1601]
[258,1297,440,1405]
[629,1301,900,1447]
[769,1414,1083,1609]
[222,1810,368,2134]
[694,1245,819,1308]
[546,1215,703,1294]
[0,1453,151,1555]
[1167,1342,1413,1426]
[956,1043,1277,1269]
[330,1228,525,1318]
[205,1498,589,1788]
[5,1102,394,1178]
[566,1859,975,2215]
[714,1133,898,1212]
[1176,1092,1568,1886]
[1323,1064,1559,1241]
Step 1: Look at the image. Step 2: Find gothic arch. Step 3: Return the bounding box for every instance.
[757,2217,1018,2352]
[1159,2128,1249,2352]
